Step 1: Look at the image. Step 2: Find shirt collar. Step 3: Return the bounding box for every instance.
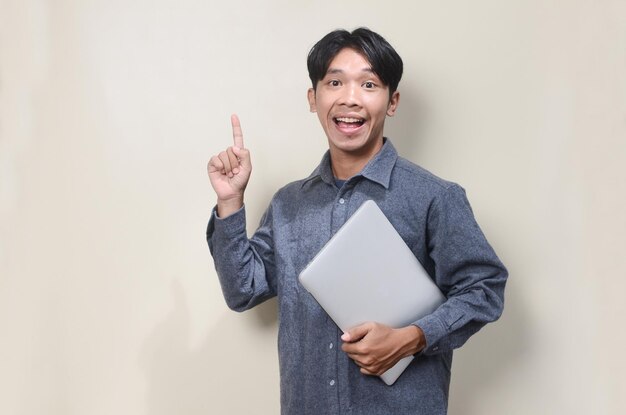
[301,138,398,189]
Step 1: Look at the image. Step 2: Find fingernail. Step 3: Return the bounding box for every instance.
[233,167,240,174]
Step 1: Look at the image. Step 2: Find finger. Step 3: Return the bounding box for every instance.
[348,356,376,375]
[342,340,365,355]
[231,146,251,170]
[226,147,240,174]
[218,151,233,176]
[342,323,372,343]
[345,351,363,362]
[208,156,224,174]
[231,114,244,149]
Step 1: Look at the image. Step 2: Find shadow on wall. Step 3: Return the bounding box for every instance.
[140,280,277,415]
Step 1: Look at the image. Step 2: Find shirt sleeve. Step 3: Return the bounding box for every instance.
[206,203,277,312]
[413,184,508,354]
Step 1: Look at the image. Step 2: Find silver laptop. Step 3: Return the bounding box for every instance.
[298,200,445,385]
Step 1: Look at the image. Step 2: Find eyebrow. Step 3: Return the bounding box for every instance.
[326,67,375,75]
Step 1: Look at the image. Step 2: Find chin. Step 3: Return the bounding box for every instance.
[332,137,376,154]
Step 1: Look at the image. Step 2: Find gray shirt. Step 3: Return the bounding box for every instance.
[207,139,507,414]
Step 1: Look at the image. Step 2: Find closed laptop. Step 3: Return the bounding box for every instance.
[298,200,445,385]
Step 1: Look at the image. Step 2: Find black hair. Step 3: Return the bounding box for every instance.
[307,27,403,95]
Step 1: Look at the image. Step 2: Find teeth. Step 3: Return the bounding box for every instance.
[335,117,363,123]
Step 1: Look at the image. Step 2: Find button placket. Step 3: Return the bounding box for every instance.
[331,190,349,234]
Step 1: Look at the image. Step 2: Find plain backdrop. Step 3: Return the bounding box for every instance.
[1,1,625,414]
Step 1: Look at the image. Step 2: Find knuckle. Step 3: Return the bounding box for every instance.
[210,157,221,167]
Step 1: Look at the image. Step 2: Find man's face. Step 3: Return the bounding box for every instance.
[307,48,399,160]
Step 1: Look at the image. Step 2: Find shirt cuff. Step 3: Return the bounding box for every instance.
[413,313,448,355]
[208,204,247,238]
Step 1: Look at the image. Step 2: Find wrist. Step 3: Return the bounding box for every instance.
[399,325,426,356]
[216,195,244,218]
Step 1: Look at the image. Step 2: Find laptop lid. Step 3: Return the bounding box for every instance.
[298,200,445,385]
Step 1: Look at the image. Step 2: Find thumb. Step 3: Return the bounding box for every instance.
[342,323,372,343]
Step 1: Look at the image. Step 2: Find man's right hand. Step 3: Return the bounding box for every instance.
[207,114,252,218]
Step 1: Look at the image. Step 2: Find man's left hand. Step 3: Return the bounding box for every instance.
[341,322,426,376]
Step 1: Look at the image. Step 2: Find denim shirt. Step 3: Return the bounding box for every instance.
[207,139,507,414]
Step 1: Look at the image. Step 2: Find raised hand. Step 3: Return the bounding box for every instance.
[207,114,252,217]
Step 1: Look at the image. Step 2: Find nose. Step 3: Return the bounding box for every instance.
[338,82,361,107]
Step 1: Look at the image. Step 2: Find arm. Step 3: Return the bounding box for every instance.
[415,184,508,354]
[342,184,507,374]
[206,115,277,311]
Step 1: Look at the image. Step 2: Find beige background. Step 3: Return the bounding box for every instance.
[1,1,625,414]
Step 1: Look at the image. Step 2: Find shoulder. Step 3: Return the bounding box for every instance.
[273,176,314,199]
[392,156,462,197]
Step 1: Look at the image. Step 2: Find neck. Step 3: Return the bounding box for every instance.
[329,139,384,180]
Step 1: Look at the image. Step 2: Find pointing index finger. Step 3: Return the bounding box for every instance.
[231,114,244,149]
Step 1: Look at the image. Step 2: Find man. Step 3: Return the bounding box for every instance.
[207,28,507,414]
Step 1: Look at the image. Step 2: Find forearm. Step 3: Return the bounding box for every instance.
[415,264,507,354]
[419,184,508,354]
[207,205,276,311]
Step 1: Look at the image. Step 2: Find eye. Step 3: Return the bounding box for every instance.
[329,80,341,87]
[363,81,376,89]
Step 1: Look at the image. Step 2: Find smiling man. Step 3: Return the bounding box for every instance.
[307,46,399,180]
[207,28,507,414]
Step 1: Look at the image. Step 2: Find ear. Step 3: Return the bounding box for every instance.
[307,88,317,113]
[386,91,400,116]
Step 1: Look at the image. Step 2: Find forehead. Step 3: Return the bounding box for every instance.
[325,48,374,75]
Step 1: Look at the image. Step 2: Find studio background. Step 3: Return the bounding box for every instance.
[1,1,625,414]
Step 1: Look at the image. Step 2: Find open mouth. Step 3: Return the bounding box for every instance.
[334,117,365,129]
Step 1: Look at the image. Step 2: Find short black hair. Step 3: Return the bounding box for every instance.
[307,27,403,95]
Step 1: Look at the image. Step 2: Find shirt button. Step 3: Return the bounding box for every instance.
[329,380,335,386]
[329,343,333,349]
[339,198,345,204]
